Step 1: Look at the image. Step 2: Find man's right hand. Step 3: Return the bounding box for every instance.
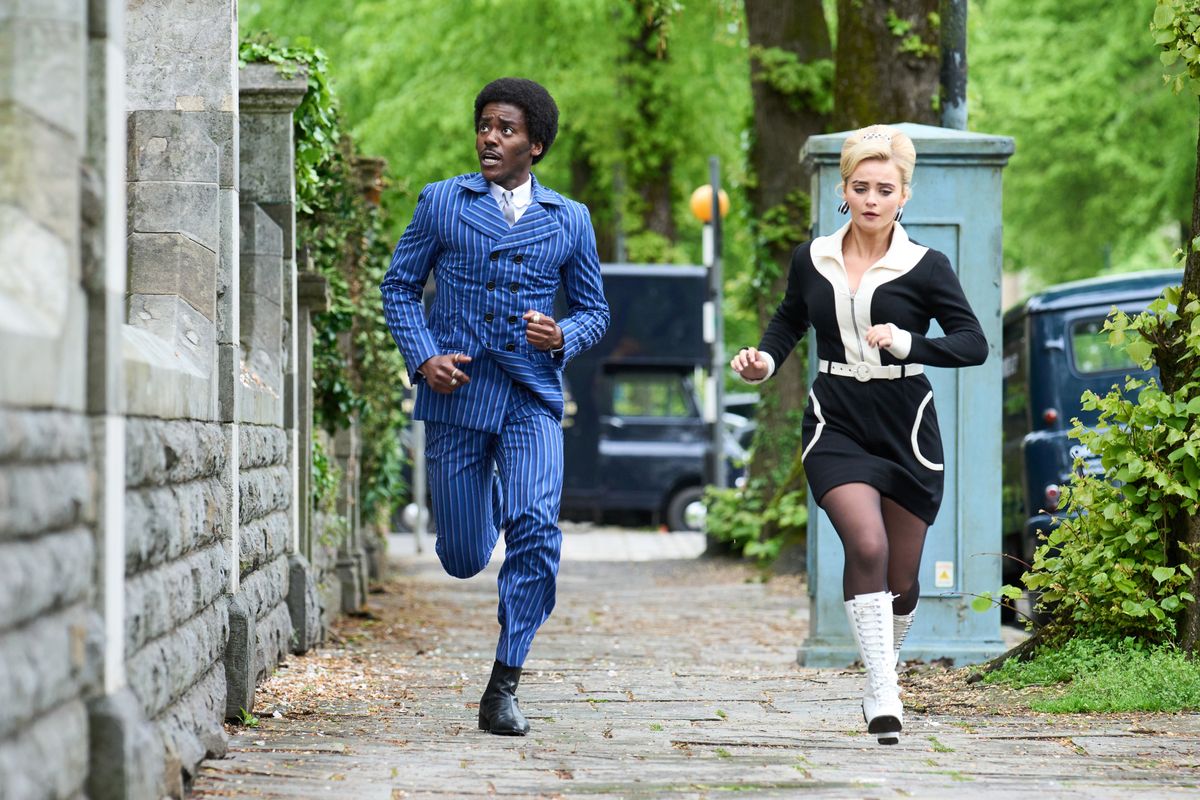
[730,347,768,382]
[418,353,472,394]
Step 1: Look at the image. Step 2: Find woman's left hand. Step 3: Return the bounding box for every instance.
[864,324,894,350]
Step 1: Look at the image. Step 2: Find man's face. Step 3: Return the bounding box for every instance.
[476,102,543,190]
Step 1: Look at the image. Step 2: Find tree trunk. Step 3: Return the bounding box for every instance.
[1168,98,1200,655]
[833,0,942,130]
[622,0,677,248]
[743,0,832,515]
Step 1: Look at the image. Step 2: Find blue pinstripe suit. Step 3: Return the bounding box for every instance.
[381,172,609,667]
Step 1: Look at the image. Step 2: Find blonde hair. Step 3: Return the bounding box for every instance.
[839,124,916,193]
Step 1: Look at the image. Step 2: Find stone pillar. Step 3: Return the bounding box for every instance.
[335,420,368,613]
[124,0,238,786]
[239,62,321,653]
[238,62,306,546]
[82,1,167,798]
[292,267,329,652]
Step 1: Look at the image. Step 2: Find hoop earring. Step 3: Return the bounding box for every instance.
[837,200,849,215]
[895,206,904,222]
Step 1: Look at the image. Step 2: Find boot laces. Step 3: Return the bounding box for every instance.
[853,604,895,693]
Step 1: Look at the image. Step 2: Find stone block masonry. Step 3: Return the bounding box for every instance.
[0,2,370,796]
[0,409,97,799]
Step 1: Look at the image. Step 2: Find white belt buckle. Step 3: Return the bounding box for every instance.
[854,362,872,382]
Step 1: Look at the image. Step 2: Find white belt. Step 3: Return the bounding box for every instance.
[818,359,924,382]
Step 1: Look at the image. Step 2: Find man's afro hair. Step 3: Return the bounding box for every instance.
[474,77,558,164]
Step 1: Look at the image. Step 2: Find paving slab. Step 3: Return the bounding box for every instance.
[193,530,1200,799]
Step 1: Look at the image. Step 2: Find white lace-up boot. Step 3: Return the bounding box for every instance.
[893,602,917,667]
[844,592,903,744]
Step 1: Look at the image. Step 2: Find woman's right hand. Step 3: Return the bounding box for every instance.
[730,347,769,382]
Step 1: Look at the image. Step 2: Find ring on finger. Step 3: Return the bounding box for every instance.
[532,312,541,325]
[449,376,458,387]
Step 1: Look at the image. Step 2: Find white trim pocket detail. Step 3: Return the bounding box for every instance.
[910,391,944,472]
[801,389,826,462]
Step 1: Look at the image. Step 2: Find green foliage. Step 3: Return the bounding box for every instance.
[623,229,690,264]
[237,708,261,728]
[1013,296,1200,639]
[885,10,937,59]
[985,636,1200,712]
[312,436,350,549]
[971,0,1194,284]
[241,34,410,531]
[238,37,341,216]
[705,480,807,563]
[1151,0,1200,94]
[749,190,811,300]
[748,46,834,114]
[240,0,755,350]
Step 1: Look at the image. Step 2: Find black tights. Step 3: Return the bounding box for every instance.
[821,482,927,615]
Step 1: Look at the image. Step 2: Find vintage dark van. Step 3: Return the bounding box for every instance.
[1001,269,1181,586]
[559,264,744,532]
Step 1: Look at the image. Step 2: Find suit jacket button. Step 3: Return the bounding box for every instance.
[505,343,515,351]
[509,282,519,292]
[514,254,523,264]
[484,313,494,322]
[486,281,496,291]
[490,252,499,261]
[507,315,517,323]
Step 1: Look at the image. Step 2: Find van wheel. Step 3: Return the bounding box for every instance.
[666,486,706,532]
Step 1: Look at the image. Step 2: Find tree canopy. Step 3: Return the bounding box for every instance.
[970,0,1196,285]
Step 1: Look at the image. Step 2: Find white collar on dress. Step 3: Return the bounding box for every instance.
[811,220,928,273]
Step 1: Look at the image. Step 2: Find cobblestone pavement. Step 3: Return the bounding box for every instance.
[193,530,1200,799]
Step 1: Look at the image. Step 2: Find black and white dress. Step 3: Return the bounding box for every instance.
[756,222,987,524]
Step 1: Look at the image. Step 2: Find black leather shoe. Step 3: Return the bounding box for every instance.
[478,660,530,736]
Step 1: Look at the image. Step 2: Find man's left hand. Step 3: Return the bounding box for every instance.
[523,310,564,351]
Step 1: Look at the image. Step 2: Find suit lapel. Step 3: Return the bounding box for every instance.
[495,201,561,250]
[459,189,510,240]
[455,172,565,248]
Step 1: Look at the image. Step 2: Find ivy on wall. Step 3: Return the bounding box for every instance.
[240,34,411,535]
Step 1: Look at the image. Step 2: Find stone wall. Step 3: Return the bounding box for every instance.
[0,410,95,798]
[124,418,230,778]
[0,1,96,797]
[0,1,369,797]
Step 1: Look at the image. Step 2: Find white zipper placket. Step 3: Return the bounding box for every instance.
[845,264,880,363]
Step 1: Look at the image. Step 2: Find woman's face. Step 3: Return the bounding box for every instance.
[844,158,907,234]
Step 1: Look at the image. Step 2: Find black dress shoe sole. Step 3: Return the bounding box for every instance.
[479,715,529,736]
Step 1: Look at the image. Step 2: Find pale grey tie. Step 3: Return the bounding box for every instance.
[500,190,517,226]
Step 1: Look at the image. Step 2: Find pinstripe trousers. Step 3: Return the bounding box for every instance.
[424,383,564,668]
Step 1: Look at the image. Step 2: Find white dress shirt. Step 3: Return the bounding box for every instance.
[489,177,533,224]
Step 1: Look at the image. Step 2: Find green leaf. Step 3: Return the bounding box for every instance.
[970,594,994,613]
[1155,3,1176,29]
[1163,48,1182,66]
[1126,338,1153,366]
[1152,566,1176,583]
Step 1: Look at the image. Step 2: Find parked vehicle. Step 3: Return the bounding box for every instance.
[1001,269,1181,587]
[559,264,743,532]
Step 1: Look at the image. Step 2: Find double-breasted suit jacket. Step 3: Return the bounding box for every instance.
[381,173,610,431]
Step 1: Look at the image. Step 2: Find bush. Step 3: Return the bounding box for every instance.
[705,480,806,563]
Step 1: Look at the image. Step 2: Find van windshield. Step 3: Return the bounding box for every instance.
[1070,318,1138,374]
[610,372,696,417]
